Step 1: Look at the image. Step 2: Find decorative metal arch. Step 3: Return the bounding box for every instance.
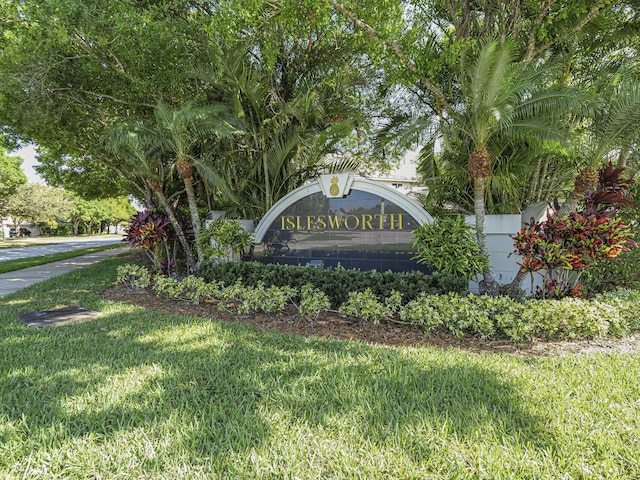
[253,176,433,243]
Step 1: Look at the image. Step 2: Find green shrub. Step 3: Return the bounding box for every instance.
[121,263,640,343]
[583,246,640,294]
[593,288,640,333]
[398,294,444,332]
[198,261,467,307]
[338,288,401,324]
[436,293,496,338]
[299,284,331,319]
[197,218,253,262]
[218,281,296,314]
[116,264,152,290]
[412,216,489,280]
[401,292,639,341]
[152,275,220,304]
[522,298,618,339]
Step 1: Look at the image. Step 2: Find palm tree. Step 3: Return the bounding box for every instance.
[399,39,589,293]
[558,81,640,216]
[152,100,238,267]
[104,122,197,272]
[202,47,360,219]
[416,132,576,217]
[456,40,592,292]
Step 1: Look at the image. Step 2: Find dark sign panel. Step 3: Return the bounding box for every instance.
[248,189,429,272]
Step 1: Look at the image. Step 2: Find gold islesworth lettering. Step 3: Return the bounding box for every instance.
[279,214,403,231]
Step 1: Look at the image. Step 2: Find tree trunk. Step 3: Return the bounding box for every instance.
[182,175,204,270]
[262,136,271,211]
[473,177,500,295]
[557,189,583,217]
[557,166,599,217]
[147,179,195,273]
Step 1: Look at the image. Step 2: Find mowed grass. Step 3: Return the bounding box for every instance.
[0,243,122,274]
[1,257,639,479]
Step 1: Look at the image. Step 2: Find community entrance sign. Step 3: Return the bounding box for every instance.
[249,175,433,272]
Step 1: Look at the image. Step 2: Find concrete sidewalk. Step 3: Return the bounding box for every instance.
[0,246,129,297]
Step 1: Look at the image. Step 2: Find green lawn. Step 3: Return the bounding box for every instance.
[1,257,639,479]
[0,244,122,274]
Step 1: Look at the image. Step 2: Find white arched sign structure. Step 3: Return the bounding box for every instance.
[250,175,433,272]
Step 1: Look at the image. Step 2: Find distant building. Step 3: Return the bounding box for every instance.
[0,217,41,238]
[369,155,426,199]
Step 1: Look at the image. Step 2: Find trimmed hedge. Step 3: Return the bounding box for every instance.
[400,289,640,341]
[120,263,640,342]
[198,261,467,307]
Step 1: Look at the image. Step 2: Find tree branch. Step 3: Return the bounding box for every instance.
[524,0,609,61]
[72,29,160,101]
[328,0,453,116]
[53,87,156,109]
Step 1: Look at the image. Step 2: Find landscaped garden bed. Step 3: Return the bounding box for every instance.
[103,280,640,357]
[112,258,640,355]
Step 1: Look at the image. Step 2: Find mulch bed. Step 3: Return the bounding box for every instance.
[102,283,640,357]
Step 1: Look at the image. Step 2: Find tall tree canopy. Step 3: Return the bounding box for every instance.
[2,0,640,279]
[0,150,27,199]
[0,0,376,201]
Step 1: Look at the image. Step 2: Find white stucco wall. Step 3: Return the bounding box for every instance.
[465,215,520,290]
[465,214,541,295]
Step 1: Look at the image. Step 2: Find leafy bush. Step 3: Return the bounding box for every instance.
[522,298,617,339]
[412,216,489,280]
[338,288,402,324]
[421,293,497,338]
[513,163,637,298]
[123,210,179,275]
[583,182,640,293]
[396,292,640,342]
[398,294,444,332]
[116,264,152,290]
[117,264,640,342]
[218,281,296,314]
[198,261,467,307]
[152,275,220,304]
[299,284,331,319]
[197,218,253,262]
[592,288,640,333]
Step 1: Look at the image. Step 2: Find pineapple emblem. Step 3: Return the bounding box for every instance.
[329,176,340,196]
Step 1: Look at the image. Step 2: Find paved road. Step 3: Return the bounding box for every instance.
[0,236,124,261]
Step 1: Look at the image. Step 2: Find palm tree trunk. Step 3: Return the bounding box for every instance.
[473,177,500,295]
[182,175,205,269]
[147,179,195,273]
[262,136,271,211]
[558,166,599,217]
[536,160,550,203]
[557,190,583,217]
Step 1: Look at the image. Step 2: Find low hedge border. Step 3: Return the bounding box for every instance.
[197,260,468,307]
[118,264,640,343]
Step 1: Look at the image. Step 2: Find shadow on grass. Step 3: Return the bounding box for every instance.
[0,257,555,474]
